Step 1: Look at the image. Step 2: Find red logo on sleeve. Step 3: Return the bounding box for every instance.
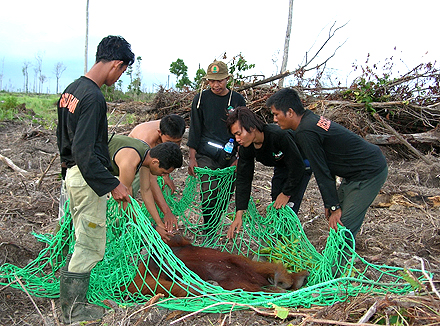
[317,116,331,131]
[59,93,79,114]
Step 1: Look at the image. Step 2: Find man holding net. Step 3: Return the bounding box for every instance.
[266,88,388,246]
[107,134,183,238]
[225,106,310,239]
[56,35,134,324]
[187,60,246,232]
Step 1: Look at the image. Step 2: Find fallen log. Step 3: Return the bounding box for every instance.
[0,154,31,175]
[365,129,440,146]
[372,113,433,165]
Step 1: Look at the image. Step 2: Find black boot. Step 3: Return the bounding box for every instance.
[59,270,105,324]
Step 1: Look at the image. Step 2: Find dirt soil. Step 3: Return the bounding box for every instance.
[0,113,440,325]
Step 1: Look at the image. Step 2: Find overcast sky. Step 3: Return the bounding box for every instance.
[0,0,438,94]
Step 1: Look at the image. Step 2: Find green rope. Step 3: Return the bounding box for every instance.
[0,166,431,312]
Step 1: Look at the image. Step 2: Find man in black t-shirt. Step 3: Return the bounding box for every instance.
[267,88,388,246]
[56,35,134,324]
[225,107,311,239]
[187,60,246,231]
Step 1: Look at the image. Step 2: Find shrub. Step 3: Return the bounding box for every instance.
[0,96,19,121]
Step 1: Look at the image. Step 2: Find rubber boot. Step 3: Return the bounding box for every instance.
[60,270,105,324]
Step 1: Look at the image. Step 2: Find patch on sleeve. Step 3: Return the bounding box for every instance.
[316,116,331,131]
[59,93,79,114]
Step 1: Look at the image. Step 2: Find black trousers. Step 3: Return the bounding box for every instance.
[196,154,236,229]
[271,165,311,214]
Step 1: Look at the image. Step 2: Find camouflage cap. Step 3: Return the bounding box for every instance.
[204,61,231,80]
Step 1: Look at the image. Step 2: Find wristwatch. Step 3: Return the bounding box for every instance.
[330,205,341,212]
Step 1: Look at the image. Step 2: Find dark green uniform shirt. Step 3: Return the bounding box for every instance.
[108,134,150,176]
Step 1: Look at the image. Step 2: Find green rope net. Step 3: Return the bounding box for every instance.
[0,166,430,312]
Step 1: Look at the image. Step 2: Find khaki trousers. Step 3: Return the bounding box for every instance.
[65,165,108,273]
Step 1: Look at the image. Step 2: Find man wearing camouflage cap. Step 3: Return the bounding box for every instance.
[187,60,246,232]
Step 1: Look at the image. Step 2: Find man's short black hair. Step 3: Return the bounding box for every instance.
[160,114,186,138]
[266,88,305,115]
[226,106,265,133]
[95,35,135,66]
[150,142,183,170]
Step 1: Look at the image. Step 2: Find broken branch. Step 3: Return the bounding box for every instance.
[236,71,291,91]
[0,154,31,175]
[36,153,59,189]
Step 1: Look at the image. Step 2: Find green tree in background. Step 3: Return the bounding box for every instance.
[126,65,133,85]
[128,56,142,96]
[170,58,192,90]
[193,67,206,90]
[170,54,255,91]
[228,53,255,84]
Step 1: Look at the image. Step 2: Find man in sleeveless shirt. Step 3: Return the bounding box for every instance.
[108,134,183,239]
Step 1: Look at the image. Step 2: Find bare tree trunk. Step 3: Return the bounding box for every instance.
[0,57,4,91]
[23,61,30,93]
[84,0,89,75]
[278,0,294,88]
[35,54,43,93]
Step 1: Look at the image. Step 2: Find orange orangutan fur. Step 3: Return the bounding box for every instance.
[123,234,309,297]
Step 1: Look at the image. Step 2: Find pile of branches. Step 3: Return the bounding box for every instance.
[148,62,439,160]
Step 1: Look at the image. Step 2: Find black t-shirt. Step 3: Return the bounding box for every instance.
[56,76,119,196]
[187,88,246,154]
[294,110,387,208]
[235,124,305,211]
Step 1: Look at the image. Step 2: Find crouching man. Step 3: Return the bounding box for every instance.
[128,114,186,231]
[108,133,183,239]
[266,88,388,246]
